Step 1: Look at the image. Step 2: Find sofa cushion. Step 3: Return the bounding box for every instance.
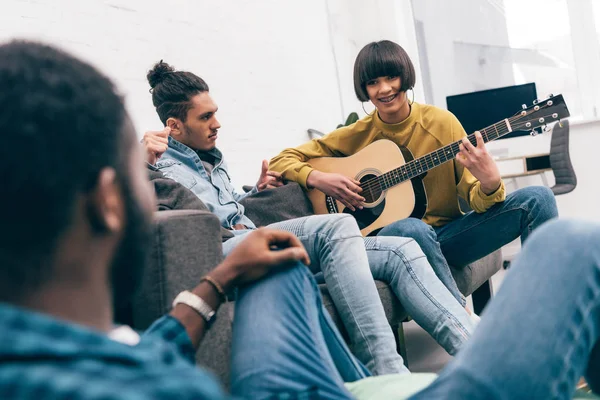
[240,182,314,226]
[148,166,234,242]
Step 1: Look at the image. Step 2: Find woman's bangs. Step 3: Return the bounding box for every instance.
[359,49,403,85]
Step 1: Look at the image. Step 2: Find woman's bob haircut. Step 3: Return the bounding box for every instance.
[353,40,416,102]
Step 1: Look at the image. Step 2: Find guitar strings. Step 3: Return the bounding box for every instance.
[359,122,517,194]
[357,109,559,197]
[358,110,554,196]
[358,121,524,197]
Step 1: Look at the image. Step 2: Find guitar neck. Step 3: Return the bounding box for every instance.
[378,118,513,190]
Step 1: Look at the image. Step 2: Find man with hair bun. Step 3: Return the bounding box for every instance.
[271,39,559,311]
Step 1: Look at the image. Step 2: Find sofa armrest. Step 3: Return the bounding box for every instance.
[132,209,224,329]
[240,182,313,226]
[451,249,503,297]
[132,209,234,387]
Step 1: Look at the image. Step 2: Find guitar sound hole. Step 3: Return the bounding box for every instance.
[360,174,383,205]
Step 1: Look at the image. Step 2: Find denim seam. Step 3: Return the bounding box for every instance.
[551,282,600,398]
[383,245,472,344]
[231,269,360,393]
[290,227,380,373]
[319,238,380,374]
[380,225,467,307]
[307,265,369,380]
[288,216,397,373]
[316,305,369,381]
[307,252,371,380]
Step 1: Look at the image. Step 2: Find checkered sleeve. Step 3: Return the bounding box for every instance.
[142,315,196,365]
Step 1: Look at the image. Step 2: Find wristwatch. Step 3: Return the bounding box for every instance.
[172,290,217,327]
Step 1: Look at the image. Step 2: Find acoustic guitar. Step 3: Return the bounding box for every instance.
[307,94,570,236]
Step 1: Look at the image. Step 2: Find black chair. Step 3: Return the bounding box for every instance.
[548,120,577,195]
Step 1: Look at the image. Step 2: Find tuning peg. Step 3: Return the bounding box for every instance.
[533,99,539,105]
[530,130,538,137]
[547,93,554,98]
[543,124,551,132]
[559,120,563,128]
[522,104,527,109]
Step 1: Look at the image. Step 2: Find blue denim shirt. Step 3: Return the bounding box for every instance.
[157,137,258,230]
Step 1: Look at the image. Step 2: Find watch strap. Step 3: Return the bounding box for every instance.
[172,290,217,326]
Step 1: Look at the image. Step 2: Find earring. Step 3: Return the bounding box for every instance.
[361,102,369,115]
[407,88,415,105]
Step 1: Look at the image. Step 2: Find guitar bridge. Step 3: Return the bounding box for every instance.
[325,195,338,214]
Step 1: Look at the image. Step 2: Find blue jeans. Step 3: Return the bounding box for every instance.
[224,214,406,375]
[224,214,474,372]
[378,186,558,306]
[230,219,600,399]
[363,236,474,356]
[411,219,600,399]
[230,263,367,399]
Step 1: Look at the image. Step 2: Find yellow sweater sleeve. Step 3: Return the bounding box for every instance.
[451,114,506,213]
[268,140,334,189]
[269,124,369,189]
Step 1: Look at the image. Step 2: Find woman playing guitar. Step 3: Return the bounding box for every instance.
[270,40,559,309]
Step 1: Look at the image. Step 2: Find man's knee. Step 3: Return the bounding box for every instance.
[512,186,558,220]
[265,261,314,290]
[521,219,600,285]
[314,213,362,239]
[527,219,600,255]
[375,235,426,264]
[239,262,314,303]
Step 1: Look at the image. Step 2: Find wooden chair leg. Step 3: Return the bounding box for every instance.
[393,322,409,369]
[472,279,494,315]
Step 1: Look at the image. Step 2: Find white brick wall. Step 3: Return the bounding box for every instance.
[1,0,419,186]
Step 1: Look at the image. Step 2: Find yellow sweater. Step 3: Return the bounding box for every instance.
[269,103,506,227]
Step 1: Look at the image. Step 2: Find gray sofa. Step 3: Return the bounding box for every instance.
[131,207,502,387]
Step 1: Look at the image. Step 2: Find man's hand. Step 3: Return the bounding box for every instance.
[142,127,170,165]
[256,160,284,191]
[307,170,365,211]
[170,228,309,350]
[210,228,310,290]
[456,131,502,195]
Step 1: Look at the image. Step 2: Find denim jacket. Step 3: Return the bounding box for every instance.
[156,137,258,230]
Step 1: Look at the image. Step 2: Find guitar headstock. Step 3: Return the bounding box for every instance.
[510,94,570,133]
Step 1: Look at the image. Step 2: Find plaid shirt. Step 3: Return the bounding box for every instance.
[0,303,229,399]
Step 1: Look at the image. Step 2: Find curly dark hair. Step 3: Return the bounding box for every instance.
[0,40,127,293]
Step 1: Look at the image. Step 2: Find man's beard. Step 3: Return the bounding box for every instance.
[110,179,153,322]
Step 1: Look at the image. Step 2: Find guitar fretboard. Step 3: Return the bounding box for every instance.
[375,119,511,191]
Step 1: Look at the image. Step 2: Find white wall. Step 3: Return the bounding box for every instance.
[411,0,514,106]
[1,0,420,187]
[326,0,424,117]
[488,120,600,221]
[4,0,596,223]
[410,0,600,222]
